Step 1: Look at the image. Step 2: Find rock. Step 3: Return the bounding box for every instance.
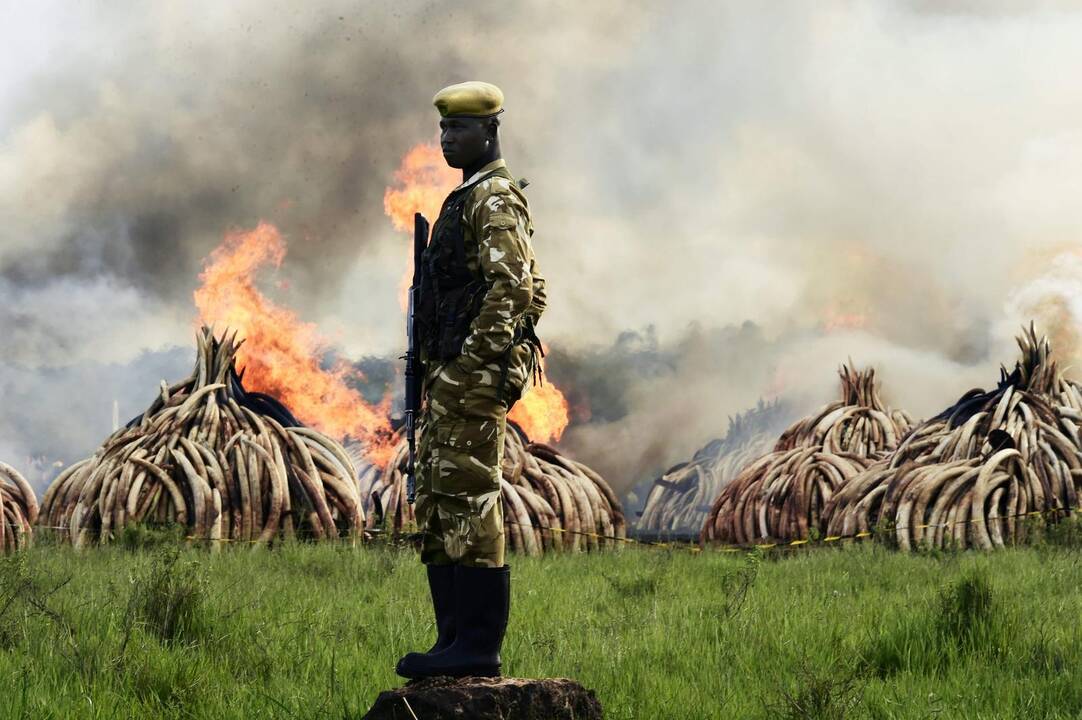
[362,676,604,720]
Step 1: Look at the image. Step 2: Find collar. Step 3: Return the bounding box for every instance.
[453,158,507,191]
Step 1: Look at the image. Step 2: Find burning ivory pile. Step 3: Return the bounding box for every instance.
[1,463,38,552]
[701,366,914,545]
[353,423,626,555]
[637,401,791,534]
[40,328,364,548]
[824,327,1082,550]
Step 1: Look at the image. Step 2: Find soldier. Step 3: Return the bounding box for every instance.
[396,81,547,680]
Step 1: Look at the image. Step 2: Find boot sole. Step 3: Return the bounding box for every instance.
[443,665,500,678]
[395,665,501,680]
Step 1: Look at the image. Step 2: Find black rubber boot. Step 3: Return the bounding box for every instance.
[395,564,457,677]
[396,564,510,679]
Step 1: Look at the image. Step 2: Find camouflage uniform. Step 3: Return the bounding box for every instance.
[416,159,547,568]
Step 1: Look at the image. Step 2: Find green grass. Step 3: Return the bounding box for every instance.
[1,536,1081,719]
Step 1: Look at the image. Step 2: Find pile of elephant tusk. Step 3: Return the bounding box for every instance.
[701,366,914,545]
[352,422,626,555]
[824,326,1082,550]
[636,400,792,534]
[1,463,38,552]
[39,327,364,549]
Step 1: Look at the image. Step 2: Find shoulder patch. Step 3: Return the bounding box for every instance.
[486,213,517,230]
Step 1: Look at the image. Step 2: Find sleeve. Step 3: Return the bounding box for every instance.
[455,184,535,373]
[527,256,547,325]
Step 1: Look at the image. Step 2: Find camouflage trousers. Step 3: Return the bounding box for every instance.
[414,363,508,568]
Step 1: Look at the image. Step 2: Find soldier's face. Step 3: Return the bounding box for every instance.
[440,117,491,169]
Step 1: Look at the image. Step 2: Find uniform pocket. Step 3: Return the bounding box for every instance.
[431,416,503,496]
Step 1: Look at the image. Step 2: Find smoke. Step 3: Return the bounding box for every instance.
[4,1,1082,492]
[1002,252,1082,370]
[548,323,992,493]
[548,323,787,491]
[3,3,462,317]
[0,347,194,495]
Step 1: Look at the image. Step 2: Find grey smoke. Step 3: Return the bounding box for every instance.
[0,346,194,494]
[549,323,993,495]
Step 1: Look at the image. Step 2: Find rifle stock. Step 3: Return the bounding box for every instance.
[404,212,429,504]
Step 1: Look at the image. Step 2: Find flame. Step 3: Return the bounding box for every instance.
[384,142,572,444]
[194,222,397,466]
[508,353,570,444]
[383,142,459,232]
[384,142,460,308]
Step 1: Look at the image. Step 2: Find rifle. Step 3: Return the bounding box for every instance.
[404,212,429,505]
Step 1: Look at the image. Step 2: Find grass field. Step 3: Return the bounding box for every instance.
[2,532,1081,720]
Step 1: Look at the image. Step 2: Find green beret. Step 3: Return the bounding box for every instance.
[433,81,505,118]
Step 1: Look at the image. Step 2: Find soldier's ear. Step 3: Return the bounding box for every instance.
[486,117,500,140]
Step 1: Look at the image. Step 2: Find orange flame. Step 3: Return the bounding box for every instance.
[384,142,572,444]
[384,142,460,308]
[194,222,397,466]
[508,354,570,444]
[383,142,459,232]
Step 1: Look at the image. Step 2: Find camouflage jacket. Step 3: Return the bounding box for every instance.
[424,159,547,405]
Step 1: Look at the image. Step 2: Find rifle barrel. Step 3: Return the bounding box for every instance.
[404,212,429,505]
